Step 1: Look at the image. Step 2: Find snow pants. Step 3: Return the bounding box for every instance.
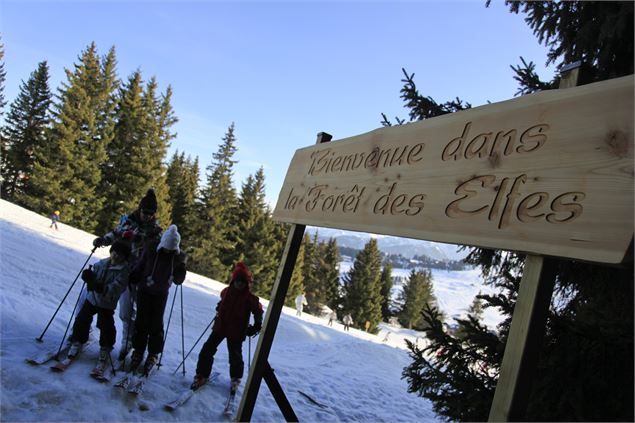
[70,301,116,349]
[118,285,136,350]
[132,289,168,355]
[195,331,244,379]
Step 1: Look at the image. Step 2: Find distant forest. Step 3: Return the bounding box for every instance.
[338,246,468,271]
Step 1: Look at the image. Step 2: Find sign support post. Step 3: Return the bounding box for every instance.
[235,132,333,422]
[488,64,581,421]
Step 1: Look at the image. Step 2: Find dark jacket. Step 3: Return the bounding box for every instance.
[103,210,162,259]
[86,258,129,310]
[129,240,187,296]
[213,281,263,342]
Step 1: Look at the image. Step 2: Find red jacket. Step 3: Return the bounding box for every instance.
[212,282,263,341]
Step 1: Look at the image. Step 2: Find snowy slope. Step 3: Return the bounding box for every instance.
[0,199,440,422]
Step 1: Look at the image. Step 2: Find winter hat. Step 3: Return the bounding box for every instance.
[231,262,252,284]
[157,224,181,253]
[139,188,158,214]
[110,239,132,260]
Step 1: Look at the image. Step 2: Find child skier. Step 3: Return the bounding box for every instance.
[127,224,187,375]
[49,210,60,230]
[191,262,263,394]
[92,188,163,361]
[66,239,132,373]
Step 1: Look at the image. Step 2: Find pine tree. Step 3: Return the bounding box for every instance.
[398,269,437,330]
[398,2,633,420]
[379,262,394,322]
[285,232,305,307]
[341,238,383,333]
[26,43,117,230]
[1,61,52,202]
[0,38,6,115]
[141,78,173,228]
[322,237,341,311]
[189,123,238,281]
[303,232,327,315]
[96,70,144,233]
[166,151,199,247]
[235,167,279,298]
[0,39,6,188]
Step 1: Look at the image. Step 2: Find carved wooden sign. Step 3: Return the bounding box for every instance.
[273,76,634,263]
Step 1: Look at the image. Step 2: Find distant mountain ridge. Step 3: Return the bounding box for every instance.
[307,227,468,262]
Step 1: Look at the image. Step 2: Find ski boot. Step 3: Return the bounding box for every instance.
[190,374,208,390]
[129,349,144,373]
[142,353,158,376]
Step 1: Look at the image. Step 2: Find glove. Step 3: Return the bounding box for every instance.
[173,263,186,285]
[245,324,261,337]
[87,280,105,293]
[81,268,96,284]
[93,237,106,247]
[122,230,137,241]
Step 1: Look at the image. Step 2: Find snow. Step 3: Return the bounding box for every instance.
[0,199,499,422]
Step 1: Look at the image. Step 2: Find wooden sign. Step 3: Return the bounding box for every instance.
[273,76,634,263]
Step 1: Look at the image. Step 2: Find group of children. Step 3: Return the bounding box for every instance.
[64,188,264,391]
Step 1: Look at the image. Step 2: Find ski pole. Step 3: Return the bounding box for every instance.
[55,281,87,359]
[158,283,179,369]
[121,286,135,364]
[108,350,117,377]
[36,246,97,342]
[173,316,215,375]
[180,284,185,376]
[248,335,252,370]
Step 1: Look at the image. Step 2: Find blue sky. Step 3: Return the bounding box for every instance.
[2,1,554,206]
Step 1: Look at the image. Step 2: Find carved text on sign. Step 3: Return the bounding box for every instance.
[445,174,585,229]
[441,122,550,161]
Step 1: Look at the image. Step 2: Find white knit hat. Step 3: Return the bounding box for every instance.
[158,224,181,253]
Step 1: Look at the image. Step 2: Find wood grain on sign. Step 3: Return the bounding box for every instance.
[273,76,634,264]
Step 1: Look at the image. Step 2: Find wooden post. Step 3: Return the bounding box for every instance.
[488,63,581,422]
[487,255,557,421]
[235,132,333,422]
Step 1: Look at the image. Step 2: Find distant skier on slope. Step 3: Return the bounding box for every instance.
[92,188,162,361]
[295,292,307,317]
[127,224,187,375]
[65,240,131,372]
[49,210,60,230]
[343,313,353,331]
[191,262,263,393]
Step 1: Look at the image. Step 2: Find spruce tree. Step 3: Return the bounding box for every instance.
[96,70,145,233]
[0,39,6,187]
[141,78,173,228]
[322,237,342,311]
[380,262,394,322]
[398,269,437,330]
[26,43,117,230]
[341,238,383,333]
[285,232,305,307]
[0,38,6,115]
[166,151,199,247]
[303,232,327,315]
[189,123,238,281]
[235,167,279,298]
[398,2,633,421]
[1,61,52,202]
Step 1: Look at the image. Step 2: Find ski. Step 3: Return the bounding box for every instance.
[127,374,146,396]
[50,355,76,372]
[26,344,70,365]
[164,372,220,411]
[48,338,96,372]
[113,374,130,389]
[223,388,237,417]
[90,362,112,383]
